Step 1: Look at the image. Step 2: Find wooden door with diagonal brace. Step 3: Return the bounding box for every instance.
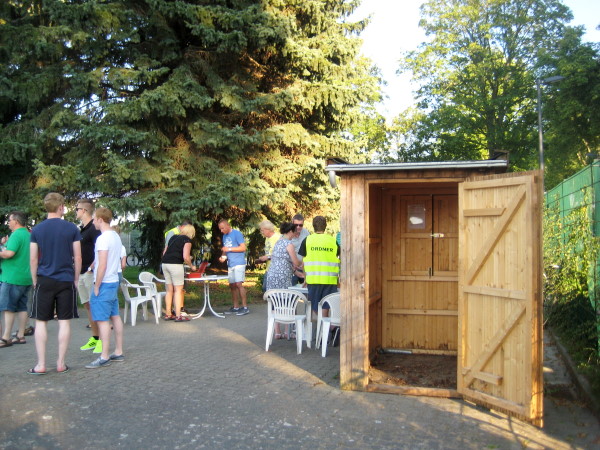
[458,172,543,426]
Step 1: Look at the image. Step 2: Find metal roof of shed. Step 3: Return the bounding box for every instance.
[325,160,508,174]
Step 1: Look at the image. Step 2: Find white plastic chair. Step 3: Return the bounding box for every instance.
[315,292,341,357]
[120,278,159,326]
[138,271,166,316]
[264,289,308,355]
[288,285,312,349]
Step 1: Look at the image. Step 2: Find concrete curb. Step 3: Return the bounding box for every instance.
[548,326,600,420]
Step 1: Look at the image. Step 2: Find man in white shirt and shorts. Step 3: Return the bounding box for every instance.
[85,207,125,369]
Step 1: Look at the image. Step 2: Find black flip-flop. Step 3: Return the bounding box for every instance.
[27,367,46,375]
[57,365,69,374]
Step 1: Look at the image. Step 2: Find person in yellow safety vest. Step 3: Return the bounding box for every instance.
[163,219,193,252]
[298,216,340,318]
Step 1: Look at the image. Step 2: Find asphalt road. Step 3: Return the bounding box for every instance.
[0,302,598,449]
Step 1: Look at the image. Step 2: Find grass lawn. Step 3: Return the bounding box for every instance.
[122,266,265,312]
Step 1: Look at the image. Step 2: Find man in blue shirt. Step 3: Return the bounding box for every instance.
[29,193,82,375]
[218,219,249,316]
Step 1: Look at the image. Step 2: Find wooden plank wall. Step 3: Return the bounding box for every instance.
[382,188,459,351]
[340,173,369,390]
[384,281,458,350]
[368,184,383,356]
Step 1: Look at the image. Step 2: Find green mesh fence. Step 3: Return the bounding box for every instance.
[545,161,600,349]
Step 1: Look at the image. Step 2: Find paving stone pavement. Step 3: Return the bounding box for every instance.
[0,302,599,449]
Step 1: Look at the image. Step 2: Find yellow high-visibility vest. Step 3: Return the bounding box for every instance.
[303,233,339,285]
[164,226,180,245]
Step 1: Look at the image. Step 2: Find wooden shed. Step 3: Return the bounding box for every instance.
[326,161,544,426]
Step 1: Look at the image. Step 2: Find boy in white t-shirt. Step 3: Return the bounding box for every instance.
[111,226,127,283]
[86,207,125,369]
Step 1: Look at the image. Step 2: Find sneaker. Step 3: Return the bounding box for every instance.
[80,337,98,351]
[224,307,240,315]
[236,307,250,316]
[174,315,190,322]
[85,357,111,369]
[93,339,103,354]
[109,353,125,362]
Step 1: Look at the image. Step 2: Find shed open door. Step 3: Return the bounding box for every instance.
[458,172,543,427]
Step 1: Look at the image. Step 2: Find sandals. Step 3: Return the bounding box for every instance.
[275,333,282,340]
[27,367,46,375]
[163,314,176,321]
[0,338,13,348]
[174,316,190,322]
[11,336,26,344]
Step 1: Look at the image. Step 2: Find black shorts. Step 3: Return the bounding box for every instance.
[30,276,79,321]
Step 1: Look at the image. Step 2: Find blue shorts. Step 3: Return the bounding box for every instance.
[307,284,338,312]
[0,282,30,312]
[90,282,120,321]
[228,265,246,284]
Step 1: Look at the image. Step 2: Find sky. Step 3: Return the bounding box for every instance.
[351,0,600,120]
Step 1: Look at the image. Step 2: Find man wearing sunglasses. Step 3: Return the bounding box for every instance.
[75,199,102,354]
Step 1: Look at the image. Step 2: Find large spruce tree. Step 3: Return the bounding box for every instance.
[0,0,378,264]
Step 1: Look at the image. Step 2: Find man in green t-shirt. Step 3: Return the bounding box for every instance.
[0,211,33,347]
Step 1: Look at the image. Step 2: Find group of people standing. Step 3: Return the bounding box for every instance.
[1,199,340,369]
[159,218,251,319]
[0,193,125,373]
[259,214,340,339]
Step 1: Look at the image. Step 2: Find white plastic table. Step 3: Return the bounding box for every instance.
[185,275,229,319]
[288,285,312,348]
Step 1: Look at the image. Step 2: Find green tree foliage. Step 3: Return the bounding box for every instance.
[540,28,600,189]
[0,0,379,267]
[346,104,390,162]
[395,0,576,169]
